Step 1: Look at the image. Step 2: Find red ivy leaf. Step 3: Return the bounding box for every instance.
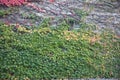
[49,0,55,3]
[0,0,26,6]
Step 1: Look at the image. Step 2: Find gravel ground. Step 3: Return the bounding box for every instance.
[0,0,120,36]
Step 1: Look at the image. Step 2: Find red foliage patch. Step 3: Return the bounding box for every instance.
[0,0,26,6]
[0,0,56,6]
[49,0,55,3]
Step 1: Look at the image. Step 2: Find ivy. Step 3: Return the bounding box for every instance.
[0,23,120,79]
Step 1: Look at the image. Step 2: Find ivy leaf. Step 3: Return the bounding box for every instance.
[0,0,26,6]
[49,0,55,3]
